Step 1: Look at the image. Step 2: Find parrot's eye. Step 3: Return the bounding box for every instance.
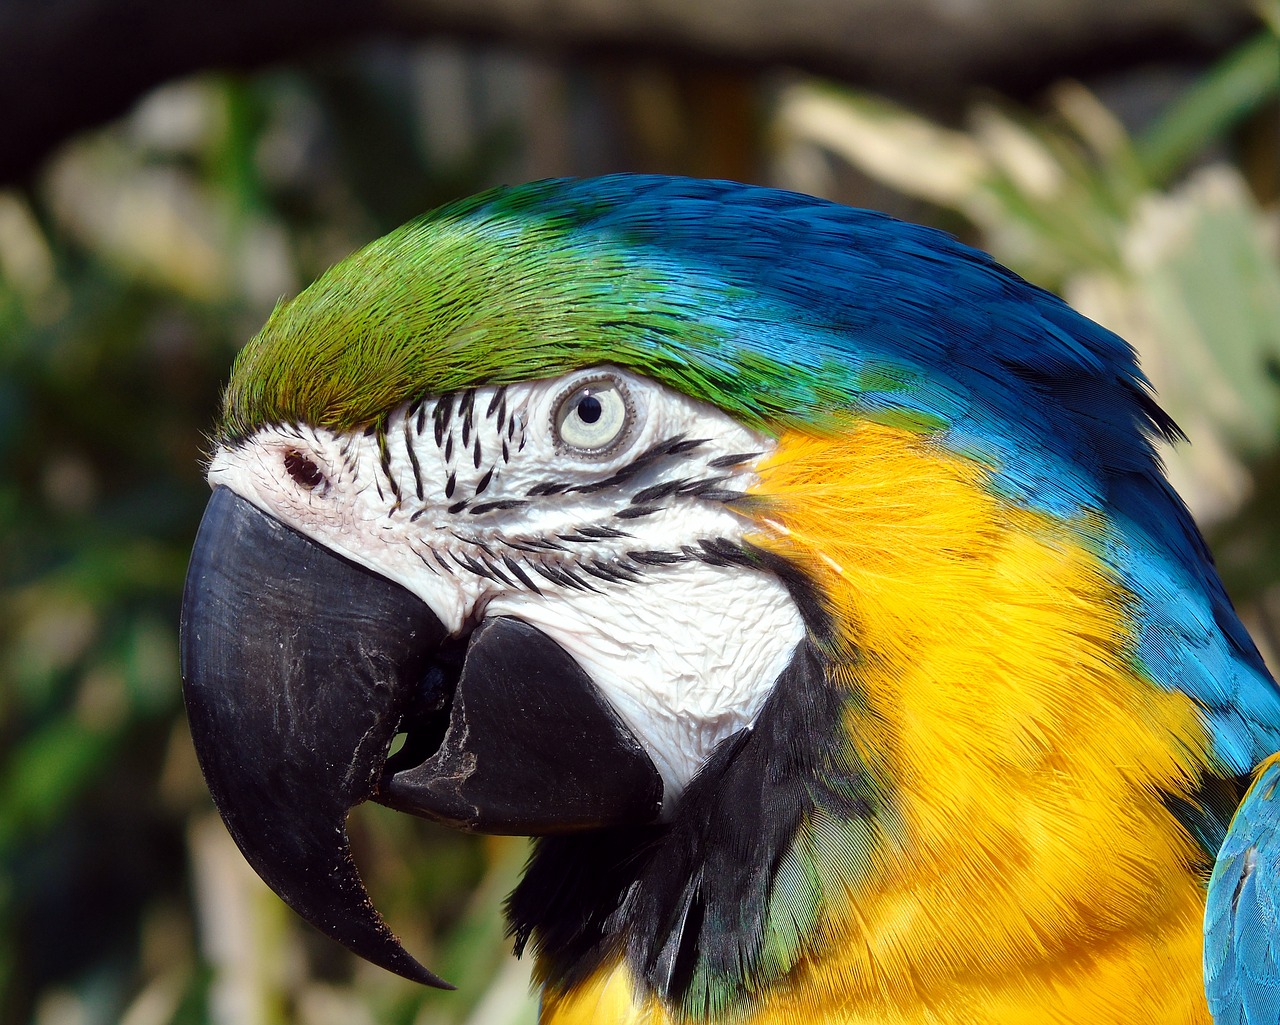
[553,377,631,455]
[283,449,325,490]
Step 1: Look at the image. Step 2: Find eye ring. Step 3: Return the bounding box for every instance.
[552,375,633,457]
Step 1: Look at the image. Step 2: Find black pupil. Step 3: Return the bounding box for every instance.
[577,394,603,424]
[284,450,323,489]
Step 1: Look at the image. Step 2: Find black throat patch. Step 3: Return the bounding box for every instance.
[505,629,881,1020]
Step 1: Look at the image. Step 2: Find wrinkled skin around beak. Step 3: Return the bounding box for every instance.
[180,488,663,985]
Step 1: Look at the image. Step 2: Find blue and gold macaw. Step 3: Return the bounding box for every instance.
[180,175,1280,1024]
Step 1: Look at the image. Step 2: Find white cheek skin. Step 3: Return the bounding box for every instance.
[484,562,805,805]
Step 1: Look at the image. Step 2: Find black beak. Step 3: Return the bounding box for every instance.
[180,487,449,985]
[180,487,662,985]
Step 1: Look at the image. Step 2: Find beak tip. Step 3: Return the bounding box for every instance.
[373,945,455,990]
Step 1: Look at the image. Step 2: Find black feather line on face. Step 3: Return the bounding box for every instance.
[530,561,569,588]
[666,437,710,455]
[627,550,688,566]
[528,537,570,551]
[691,542,734,568]
[707,451,762,470]
[566,435,703,495]
[458,389,475,432]
[481,557,517,588]
[558,565,600,592]
[630,479,692,505]
[557,531,603,543]
[375,424,402,507]
[501,555,543,594]
[580,560,641,584]
[404,419,425,500]
[451,530,494,556]
[433,394,453,447]
[576,525,632,540]
[502,537,552,554]
[689,487,746,504]
[469,499,528,515]
[453,550,494,581]
[527,481,573,497]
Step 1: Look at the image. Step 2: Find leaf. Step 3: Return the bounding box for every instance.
[774,83,988,207]
[1136,28,1280,186]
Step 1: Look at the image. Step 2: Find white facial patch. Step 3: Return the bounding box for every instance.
[207,366,807,804]
[484,565,804,800]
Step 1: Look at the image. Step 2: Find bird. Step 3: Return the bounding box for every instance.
[179,174,1280,1024]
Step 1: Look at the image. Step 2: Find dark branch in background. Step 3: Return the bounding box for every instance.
[0,0,1258,185]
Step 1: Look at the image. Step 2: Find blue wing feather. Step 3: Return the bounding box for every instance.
[1208,757,1280,1023]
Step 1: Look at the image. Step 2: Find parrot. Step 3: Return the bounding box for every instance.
[179,174,1280,1025]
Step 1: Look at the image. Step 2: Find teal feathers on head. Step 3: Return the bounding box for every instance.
[223,175,1043,446]
[221,178,834,443]
[223,175,1151,464]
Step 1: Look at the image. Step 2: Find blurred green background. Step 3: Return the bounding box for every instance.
[1,4,1278,1024]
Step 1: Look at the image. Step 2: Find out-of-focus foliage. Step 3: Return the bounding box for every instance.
[1,16,1278,1025]
[0,57,545,1025]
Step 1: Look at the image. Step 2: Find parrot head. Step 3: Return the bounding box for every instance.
[181,175,1280,1017]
